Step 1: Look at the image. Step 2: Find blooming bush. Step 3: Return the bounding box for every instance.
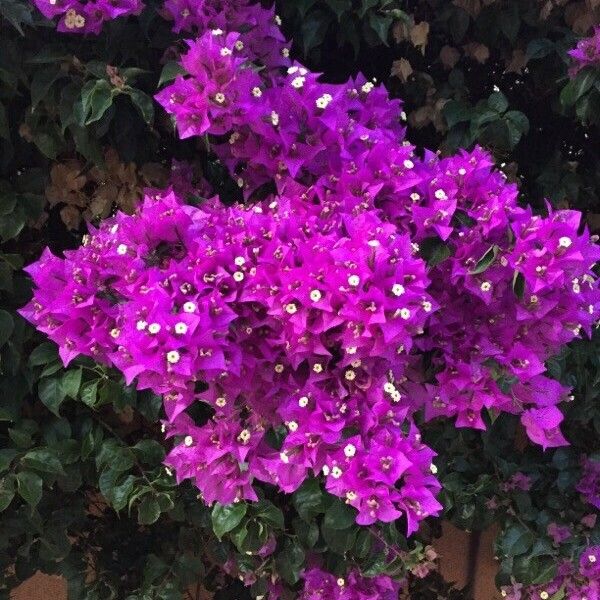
[1,0,599,598]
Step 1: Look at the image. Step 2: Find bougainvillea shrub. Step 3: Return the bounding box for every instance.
[0,0,599,598]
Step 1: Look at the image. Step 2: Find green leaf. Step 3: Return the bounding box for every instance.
[368,12,392,46]
[293,478,326,521]
[0,0,33,34]
[30,66,61,110]
[128,89,154,124]
[323,499,356,530]
[61,368,82,399]
[0,476,15,511]
[488,91,509,114]
[38,377,66,417]
[254,500,284,529]
[22,449,65,475]
[275,539,305,585]
[80,381,99,407]
[0,449,18,472]
[17,471,43,507]
[158,61,186,86]
[133,439,165,466]
[469,244,499,275]
[526,38,555,60]
[443,100,471,129]
[560,69,598,108]
[0,309,14,347]
[500,524,534,557]
[81,79,114,125]
[29,342,59,367]
[211,502,247,539]
[138,496,161,525]
[512,271,525,299]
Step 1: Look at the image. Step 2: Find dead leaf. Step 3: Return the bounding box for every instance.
[505,49,528,74]
[392,20,410,43]
[410,21,430,54]
[440,45,461,70]
[46,161,87,207]
[60,205,81,230]
[391,58,413,82]
[463,42,490,64]
[409,105,434,129]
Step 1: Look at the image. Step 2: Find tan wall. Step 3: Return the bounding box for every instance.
[11,522,501,599]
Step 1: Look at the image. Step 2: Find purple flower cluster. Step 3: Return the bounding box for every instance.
[300,567,400,600]
[32,0,142,33]
[21,0,600,575]
[501,546,600,600]
[568,26,600,77]
[577,456,600,509]
[156,2,600,450]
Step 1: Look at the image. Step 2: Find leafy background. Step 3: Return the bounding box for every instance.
[1,0,599,598]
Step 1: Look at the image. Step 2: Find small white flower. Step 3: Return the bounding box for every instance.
[161,423,166,433]
[458,168,467,176]
[344,369,356,381]
[287,66,299,74]
[274,364,284,373]
[148,323,161,334]
[183,302,196,313]
[351,359,362,368]
[346,491,357,501]
[344,444,356,458]
[166,350,180,364]
[281,48,290,57]
[238,429,251,443]
[573,282,581,294]
[211,28,223,35]
[400,111,407,121]
[285,303,297,315]
[310,289,322,302]
[368,239,380,247]
[558,236,572,248]
[287,421,298,432]
[252,87,262,98]
[337,578,345,587]
[110,224,119,234]
[313,363,323,373]
[220,47,232,56]
[110,328,120,338]
[346,346,357,355]
[423,301,432,312]
[116,244,128,255]
[400,308,411,320]
[410,192,421,202]
[291,76,305,89]
[136,320,147,331]
[331,466,342,479]
[270,111,280,126]
[480,281,492,292]
[430,463,438,474]
[234,256,245,266]
[434,189,447,200]
[233,271,244,282]
[274,14,282,25]
[589,554,597,563]
[280,451,289,463]
[384,382,395,394]
[174,322,188,335]
[589,304,595,314]
[403,159,414,169]
[316,94,332,109]
[234,40,244,51]
[539,593,549,600]
[298,396,309,407]
[184,435,193,447]
[216,397,227,407]
[214,92,226,104]
[361,82,374,93]
[348,275,360,287]
[392,283,405,296]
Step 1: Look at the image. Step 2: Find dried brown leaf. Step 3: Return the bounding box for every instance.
[410,21,430,54]
[463,42,490,64]
[391,58,413,82]
[440,45,461,70]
